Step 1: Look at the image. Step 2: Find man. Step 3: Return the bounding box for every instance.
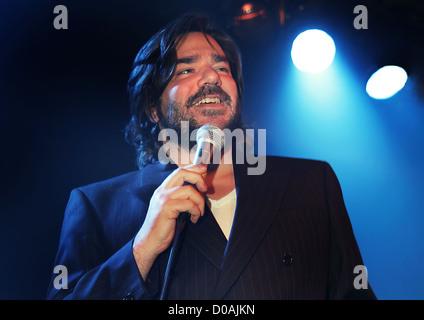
[47,14,376,300]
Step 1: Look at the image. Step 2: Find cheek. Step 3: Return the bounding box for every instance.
[225,78,239,103]
[168,85,179,101]
[159,85,179,116]
[163,84,192,106]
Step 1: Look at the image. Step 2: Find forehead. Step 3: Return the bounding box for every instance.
[176,32,226,58]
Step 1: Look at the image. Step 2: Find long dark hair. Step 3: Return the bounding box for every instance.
[125,13,244,168]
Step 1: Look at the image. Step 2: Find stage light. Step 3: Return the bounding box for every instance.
[366,65,408,100]
[233,2,266,24]
[291,29,336,73]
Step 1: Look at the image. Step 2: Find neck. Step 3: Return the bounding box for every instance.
[204,145,235,200]
[204,159,235,200]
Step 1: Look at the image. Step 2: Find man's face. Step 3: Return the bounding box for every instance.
[158,32,241,133]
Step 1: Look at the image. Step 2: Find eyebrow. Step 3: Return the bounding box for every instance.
[176,53,228,65]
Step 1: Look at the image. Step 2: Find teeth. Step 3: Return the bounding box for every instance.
[193,97,221,106]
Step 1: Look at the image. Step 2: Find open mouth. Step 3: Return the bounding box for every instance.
[187,85,232,109]
[192,97,222,107]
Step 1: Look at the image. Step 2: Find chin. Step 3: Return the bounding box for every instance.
[197,118,231,130]
[195,113,233,129]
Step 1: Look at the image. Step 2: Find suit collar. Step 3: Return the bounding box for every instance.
[139,161,177,186]
[134,162,178,205]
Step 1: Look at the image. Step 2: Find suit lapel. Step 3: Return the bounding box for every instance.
[212,159,291,299]
[186,205,227,270]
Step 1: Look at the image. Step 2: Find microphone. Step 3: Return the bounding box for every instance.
[192,124,225,166]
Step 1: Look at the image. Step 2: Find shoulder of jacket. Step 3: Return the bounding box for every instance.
[265,155,328,169]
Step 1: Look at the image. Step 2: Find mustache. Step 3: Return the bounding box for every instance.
[186,85,232,108]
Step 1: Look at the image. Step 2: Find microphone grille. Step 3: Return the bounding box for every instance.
[196,125,225,151]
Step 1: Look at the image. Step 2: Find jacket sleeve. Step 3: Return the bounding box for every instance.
[323,162,377,300]
[46,188,157,300]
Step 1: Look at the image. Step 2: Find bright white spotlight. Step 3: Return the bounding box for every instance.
[291,29,336,73]
[366,65,408,99]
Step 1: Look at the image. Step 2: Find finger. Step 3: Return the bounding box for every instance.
[168,185,205,215]
[165,166,207,192]
[182,163,208,172]
[163,199,202,223]
[182,163,209,180]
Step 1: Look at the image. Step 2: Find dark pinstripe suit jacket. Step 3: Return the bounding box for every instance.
[47,156,376,300]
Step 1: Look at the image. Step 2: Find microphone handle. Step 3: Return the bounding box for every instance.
[159,213,186,299]
[160,183,198,299]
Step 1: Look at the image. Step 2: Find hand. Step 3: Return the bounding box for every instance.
[132,164,208,280]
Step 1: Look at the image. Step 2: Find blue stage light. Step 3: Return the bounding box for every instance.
[366,65,408,99]
[291,29,336,73]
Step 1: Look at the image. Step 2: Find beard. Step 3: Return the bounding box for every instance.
[158,87,243,150]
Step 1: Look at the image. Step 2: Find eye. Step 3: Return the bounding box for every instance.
[176,68,194,75]
[215,67,230,73]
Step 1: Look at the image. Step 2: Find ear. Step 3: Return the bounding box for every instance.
[148,107,159,124]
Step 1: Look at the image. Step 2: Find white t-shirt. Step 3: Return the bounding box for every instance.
[207,188,237,240]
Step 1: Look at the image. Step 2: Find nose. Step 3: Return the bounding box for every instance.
[197,66,222,88]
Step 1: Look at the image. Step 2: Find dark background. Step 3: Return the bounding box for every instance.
[1,0,423,299]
